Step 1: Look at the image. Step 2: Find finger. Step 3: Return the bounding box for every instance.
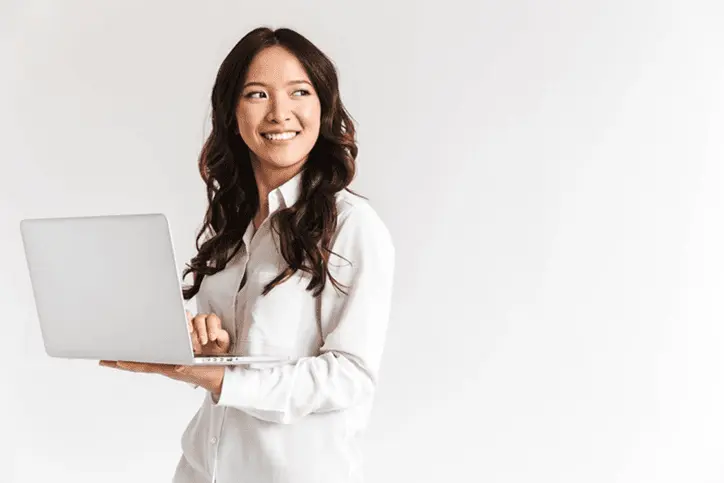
[194,314,209,345]
[192,333,201,353]
[187,314,202,352]
[206,314,231,351]
[205,314,222,343]
[189,322,201,353]
[117,361,156,372]
[215,329,230,351]
[117,362,176,375]
[117,361,146,371]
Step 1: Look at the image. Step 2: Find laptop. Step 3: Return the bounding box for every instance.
[19,213,290,366]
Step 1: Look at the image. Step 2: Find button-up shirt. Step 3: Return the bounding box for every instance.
[172,170,396,483]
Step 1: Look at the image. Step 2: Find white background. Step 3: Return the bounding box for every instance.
[2,1,724,482]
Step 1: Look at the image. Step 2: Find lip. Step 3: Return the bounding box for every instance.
[261,131,300,143]
[261,130,301,135]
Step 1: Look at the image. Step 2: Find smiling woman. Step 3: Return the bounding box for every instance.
[183,27,364,298]
[235,47,322,200]
[101,26,396,483]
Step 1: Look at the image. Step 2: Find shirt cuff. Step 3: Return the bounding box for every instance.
[211,366,260,408]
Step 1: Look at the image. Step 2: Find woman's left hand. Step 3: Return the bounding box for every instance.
[99,360,225,396]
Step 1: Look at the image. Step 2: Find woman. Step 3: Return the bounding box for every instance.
[100,26,396,483]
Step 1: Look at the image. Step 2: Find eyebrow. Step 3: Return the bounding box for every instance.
[242,80,313,89]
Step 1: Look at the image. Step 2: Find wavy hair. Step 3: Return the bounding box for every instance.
[181,27,364,302]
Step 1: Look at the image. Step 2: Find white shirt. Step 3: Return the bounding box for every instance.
[172,170,396,483]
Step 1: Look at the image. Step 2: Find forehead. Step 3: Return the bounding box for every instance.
[245,46,310,84]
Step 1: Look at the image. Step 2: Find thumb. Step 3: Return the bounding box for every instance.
[216,330,231,349]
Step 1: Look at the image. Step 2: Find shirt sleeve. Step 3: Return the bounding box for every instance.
[210,202,396,424]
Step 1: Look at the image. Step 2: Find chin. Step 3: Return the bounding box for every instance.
[259,156,308,171]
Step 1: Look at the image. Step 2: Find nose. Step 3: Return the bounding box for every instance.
[266,95,292,124]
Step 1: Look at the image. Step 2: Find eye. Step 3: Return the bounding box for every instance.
[292,89,311,97]
[245,91,266,99]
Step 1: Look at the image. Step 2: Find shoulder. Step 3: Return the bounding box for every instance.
[331,189,395,260]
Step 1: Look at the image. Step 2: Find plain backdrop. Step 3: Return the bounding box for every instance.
[2,1,724,482]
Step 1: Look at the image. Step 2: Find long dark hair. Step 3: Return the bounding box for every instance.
[181,27,363,301]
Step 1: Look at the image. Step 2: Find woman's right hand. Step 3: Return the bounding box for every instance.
[186,311,231,356]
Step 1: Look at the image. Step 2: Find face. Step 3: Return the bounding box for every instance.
[236,46,322,176]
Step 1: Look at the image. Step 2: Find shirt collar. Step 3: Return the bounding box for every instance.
[241,168,305,249]
[268,168,304,211]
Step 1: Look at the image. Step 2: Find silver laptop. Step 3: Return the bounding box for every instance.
[19,213,289,366]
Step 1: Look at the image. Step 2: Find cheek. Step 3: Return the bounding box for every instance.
[236,107,260,133]
[299,105,321,134]
[237,118,259,144]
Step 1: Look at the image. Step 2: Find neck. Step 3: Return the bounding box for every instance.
[250,156,305,211]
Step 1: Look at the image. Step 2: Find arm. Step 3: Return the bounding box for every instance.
[211,203,396,424]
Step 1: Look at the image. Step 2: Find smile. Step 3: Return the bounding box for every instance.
[262,131,299,141]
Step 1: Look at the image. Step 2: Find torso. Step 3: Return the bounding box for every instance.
[174,190,387,483]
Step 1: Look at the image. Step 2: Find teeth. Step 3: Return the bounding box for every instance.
[263,131,297,140]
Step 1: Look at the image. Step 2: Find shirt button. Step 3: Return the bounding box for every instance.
[210,437,217,445]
